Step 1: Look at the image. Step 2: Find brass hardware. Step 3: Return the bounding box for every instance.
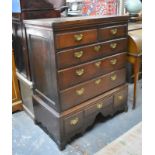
[110,59,117,65]
[110,43,117,49]
[70,117,79,125]
[95,61,101,67]
[76,88,84,96]
[94,45,101,52]
[76,68,84,76]
[111,74,117,81]
[74,51,83,59]
[95,79,101,85]
[110,28,118,35]
[97,103,103,109]
[74,34,83,41]
[118,95,123,100]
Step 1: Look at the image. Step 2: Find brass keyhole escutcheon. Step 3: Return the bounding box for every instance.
[74,51,83,59]
[76,88,84,96]
[110,28,118,35]
[76,68,84,76]
[110,43,117,49]
[111,74,117,81]
[95,61,101,67]
[70,117,79,126]
[74,34,83,41]
[95,79,101,85]
[94,45,101,52]
[110,59,117,65]
[118,95,123,100]
[97,103,103,109]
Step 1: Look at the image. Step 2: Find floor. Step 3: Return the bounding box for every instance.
[12,82,142,155]
[95,122,142,155]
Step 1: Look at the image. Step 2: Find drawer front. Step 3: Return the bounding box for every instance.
[57,38,127,69]
[85,96,113,116]
[114,86,128,107]
[55,29,97,49]
[64,111,83,134]
[60,68,126,111]
[58,53,127,90]
[99,25,127,41]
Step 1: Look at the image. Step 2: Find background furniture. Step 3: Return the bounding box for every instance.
[12,0,67,119]
[24,15,128,150]
[82,0,118,16]
[128,23,142,109]
[66,0,83,16]
[12,0,63,80]
[12,51,23,112]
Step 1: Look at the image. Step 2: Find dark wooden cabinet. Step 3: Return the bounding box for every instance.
[12,0,66,117]
[24,16,129,149]
[12,0,62,80]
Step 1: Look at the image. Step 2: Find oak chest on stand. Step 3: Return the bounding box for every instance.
[24,15,129,150]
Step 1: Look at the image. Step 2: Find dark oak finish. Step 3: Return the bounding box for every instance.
[20,0,65,11]
[99,24,127,41]
[24,16,129,149]
[57,38,127,69]
[33,84,128,150]
[55,29,97,49]
[114,87,128,107]
[20,10,60,20]
[19,0,54,11]
[60,68,126,111]
[12,0,62,80]
[58,53,127,90]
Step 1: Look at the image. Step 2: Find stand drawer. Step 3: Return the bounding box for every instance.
[63,111,84,134]
[85,96,113,116]
[114,86,128,107]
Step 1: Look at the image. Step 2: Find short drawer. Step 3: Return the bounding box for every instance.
[99,24,127,41]
[58,53,127,90]
[64,111,84,134]
[57,38,127,69]
[114,86,128,107]
[55,29,97,49]
[85,96,113,116]
[60,68,126,111]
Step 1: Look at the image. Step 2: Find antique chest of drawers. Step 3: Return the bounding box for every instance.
[24,15,129,150]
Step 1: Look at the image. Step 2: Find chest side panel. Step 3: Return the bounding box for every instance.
[25,26,60,111]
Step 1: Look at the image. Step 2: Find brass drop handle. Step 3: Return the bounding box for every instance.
[110,28,118,35]
[76,88,84,96]
[95,79,101,85]
[76,68,84,76]
[70,117,79,126]
[110,59,117,65]
[95,61,101,67]
[111,74,117,81]
[97,103,103,109]
[118,95,123,100]
[110,43,117,49]
[94,45,101,52]
[74,51,83,59]
[74,34,83,41]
